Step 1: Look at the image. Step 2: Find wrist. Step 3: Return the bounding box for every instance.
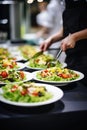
[71,33,78,42]
[48,36,54,44]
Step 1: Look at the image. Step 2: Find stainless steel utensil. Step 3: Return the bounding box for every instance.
[48,48,60,50]
[47,48,62,67]
[55,48,62,60]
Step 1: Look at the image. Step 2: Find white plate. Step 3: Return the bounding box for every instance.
[0,83,64,107]
[25,62,67,71]
[32,70,84,86]
[0,71,32,85]
[16,62,25,70]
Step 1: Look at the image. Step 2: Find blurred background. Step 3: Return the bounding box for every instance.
[0,0,66,62]
[0,0,48,42]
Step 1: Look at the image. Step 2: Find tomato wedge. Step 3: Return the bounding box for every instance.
[1,71,8,78]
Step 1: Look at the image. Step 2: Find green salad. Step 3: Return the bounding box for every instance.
[36,67,80,82]
[0,59,19,70]
[28,53,62,69]
[1,82,53,103]
[18,45,38,59]
[0,70,26,83]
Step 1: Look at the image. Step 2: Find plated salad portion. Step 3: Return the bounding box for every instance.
[0,59,20,70]
[0,55,17,61]
[35,67,81,82]
[18,45,39,60]
[0,47,24,62]
[0,82,53,103]
[26,53,62,70]
[0,70,26,84]
[0,47,10,56]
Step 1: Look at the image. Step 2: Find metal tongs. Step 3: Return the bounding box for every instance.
[47,47,62,67]
[55,48,62,61]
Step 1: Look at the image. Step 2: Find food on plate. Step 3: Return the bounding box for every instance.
[0,70,26,83]
[0,47,10,56]
[0,47,22,62]
[1,82,53,103]
[18,45,39,59]
[0,59,20,70]
[0,55,17,61]
[27,53,62,69]
[36,67,80,82]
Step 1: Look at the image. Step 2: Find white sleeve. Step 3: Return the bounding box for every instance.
[47,0,61,16]
[36,11,54,28]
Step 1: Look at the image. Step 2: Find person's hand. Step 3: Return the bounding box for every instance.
[61,34,76,51]
[40,37,52,51]
[40,28,64,51]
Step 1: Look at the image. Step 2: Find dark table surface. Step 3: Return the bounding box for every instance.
[0,81,87,130]
[0,43,87,129]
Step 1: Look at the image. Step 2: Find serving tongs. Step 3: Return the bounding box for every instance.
[47,48,62,67]
[55,48,62,60]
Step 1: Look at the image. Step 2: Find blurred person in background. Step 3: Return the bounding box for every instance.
[36,0,66,62]
[40,0,87,85]
[36,0,63,38]
[36,1,49,39]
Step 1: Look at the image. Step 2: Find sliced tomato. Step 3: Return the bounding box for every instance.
[12,85,18,89]
[9,64,14,68]
[58,73,72,79]
[21,90,28,96]
[32,91,38,96]
[44,69,48,73]
[19,71,25,79]
[1,71,8,78]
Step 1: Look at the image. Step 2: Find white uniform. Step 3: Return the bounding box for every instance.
[36,0,64,36]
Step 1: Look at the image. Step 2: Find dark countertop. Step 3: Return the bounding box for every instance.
[0,81,87,130]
